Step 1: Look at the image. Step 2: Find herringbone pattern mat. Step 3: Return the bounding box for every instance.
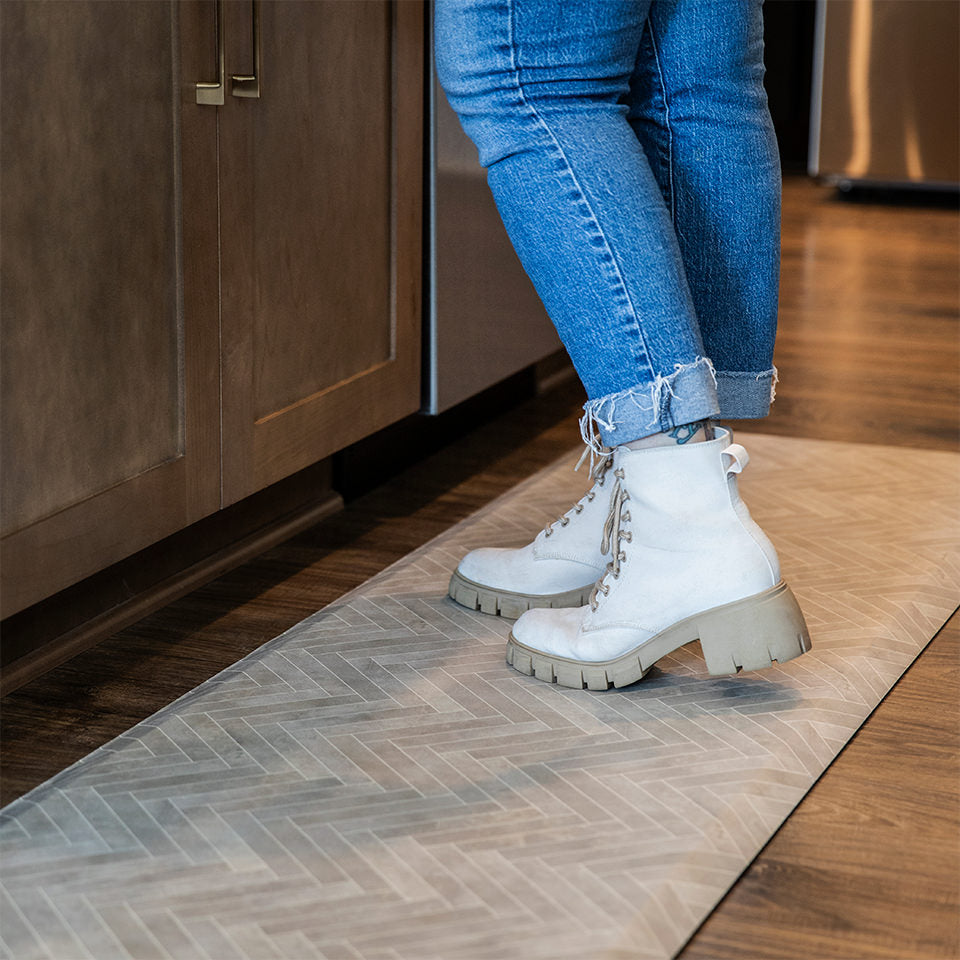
[2,435,958,960]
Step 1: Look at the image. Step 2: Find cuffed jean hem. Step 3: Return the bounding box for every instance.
[715,367,778,419]
[580,356,721,449]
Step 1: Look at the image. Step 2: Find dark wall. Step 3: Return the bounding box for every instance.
[762,1,817,173]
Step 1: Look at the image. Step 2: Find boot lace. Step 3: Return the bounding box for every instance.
[589,467,632,611]
[543,449,614,538]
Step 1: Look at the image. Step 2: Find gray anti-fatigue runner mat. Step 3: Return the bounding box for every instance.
[2,434,958,960]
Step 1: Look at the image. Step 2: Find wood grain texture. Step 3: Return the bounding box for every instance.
[1,0,182,529]
[678,613,960,960]
[0,0,222,616]
[739,179,959,451]
[1,175,957,954]
[219,0,424,505]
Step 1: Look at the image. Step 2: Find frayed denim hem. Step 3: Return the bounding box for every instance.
[579,356,721,453]
[715,367,779,419]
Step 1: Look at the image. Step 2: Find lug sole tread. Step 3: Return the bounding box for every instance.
[506,581,812,689]
[448,569,596,619]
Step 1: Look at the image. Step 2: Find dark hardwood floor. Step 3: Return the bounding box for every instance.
[2,175,958,957]
[680,613,959,960]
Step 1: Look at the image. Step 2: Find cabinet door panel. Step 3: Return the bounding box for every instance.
[248,1,392,419]
[2,1,182,530]
[219,0,423,505]
[0,1,220,617]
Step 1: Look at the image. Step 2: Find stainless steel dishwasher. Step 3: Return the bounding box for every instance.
[424,7,562,415]
[809,0,959,189]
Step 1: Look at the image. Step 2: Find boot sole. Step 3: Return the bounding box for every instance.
[506,581,812,690]
[448,569,595,619]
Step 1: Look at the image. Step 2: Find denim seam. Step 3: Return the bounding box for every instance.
[647,17,675,225]
[504,0,654,381]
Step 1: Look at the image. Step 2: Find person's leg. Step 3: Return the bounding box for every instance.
[623,0,782,419]
[426,1,813,683]
[434,0,719,448]
[436,0,720,617]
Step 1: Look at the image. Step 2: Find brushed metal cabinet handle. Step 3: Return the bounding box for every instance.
[231,0,261,99]
[195,0,225,105]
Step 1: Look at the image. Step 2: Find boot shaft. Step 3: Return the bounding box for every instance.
[587,428,781,631]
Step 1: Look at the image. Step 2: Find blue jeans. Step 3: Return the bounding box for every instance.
[434,0,782,445]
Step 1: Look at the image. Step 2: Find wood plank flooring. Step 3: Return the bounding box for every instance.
[680,614,959,960]
[2,175,958,956]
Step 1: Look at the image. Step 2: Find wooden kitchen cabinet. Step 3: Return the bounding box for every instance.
[0,0,423,618]
[219,0,422,504]
[1,1,222,618]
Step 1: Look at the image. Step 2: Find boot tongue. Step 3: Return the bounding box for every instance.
[592,471,631,610]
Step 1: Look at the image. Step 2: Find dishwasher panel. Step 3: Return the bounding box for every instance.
[425,12,561,415]
[810,0,959,188]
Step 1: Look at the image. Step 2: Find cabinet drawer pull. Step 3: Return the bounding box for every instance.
[195,0,225,105]
[231,0,262,99]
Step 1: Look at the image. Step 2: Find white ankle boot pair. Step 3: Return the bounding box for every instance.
[449,427,811,689]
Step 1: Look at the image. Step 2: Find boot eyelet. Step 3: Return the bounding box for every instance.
[575,505,583,514]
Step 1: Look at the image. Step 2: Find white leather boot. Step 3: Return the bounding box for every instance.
[448,452,618,618]
[506,427,811,688]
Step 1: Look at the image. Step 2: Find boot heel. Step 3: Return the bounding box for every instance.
[697,582,811,675]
